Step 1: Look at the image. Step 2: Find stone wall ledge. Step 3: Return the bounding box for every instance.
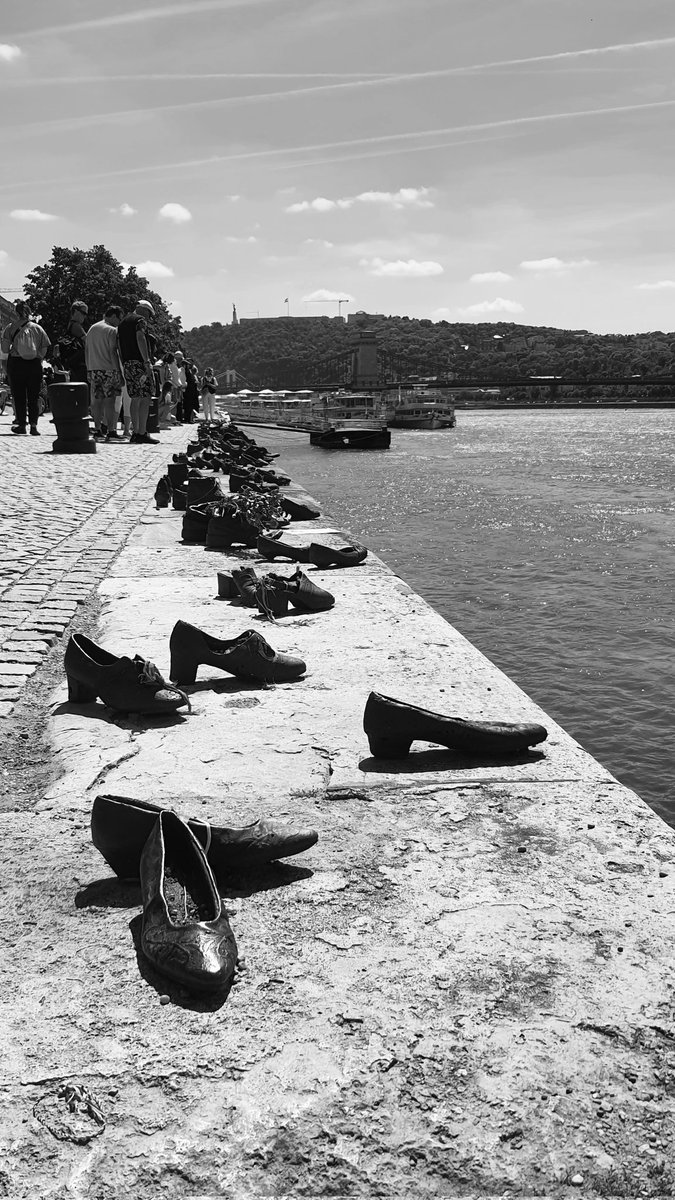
[2,468,673,1198]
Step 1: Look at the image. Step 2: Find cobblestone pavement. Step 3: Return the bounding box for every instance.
[0,412,191,717]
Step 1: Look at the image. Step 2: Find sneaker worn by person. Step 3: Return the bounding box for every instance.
[138,433,159,445]
[11,425,27,435]
[29,425,40,437]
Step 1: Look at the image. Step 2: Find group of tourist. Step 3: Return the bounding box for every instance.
[0,297,220,442]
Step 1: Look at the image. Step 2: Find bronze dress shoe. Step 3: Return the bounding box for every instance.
[256,532,311,562]
[363,691,548,759]
[64,633,189,714]
[91,793,319,880]
[255,569,335,619]
[308,542,367,568]
[140,810,238,993]
[169,620,306,684]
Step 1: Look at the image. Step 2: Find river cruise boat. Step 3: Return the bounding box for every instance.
[308,391,391,449]
[388,387,456,429]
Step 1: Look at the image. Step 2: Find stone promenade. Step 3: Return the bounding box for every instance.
[0,410,188,717]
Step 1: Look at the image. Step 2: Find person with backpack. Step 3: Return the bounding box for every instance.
[0,300,51,435]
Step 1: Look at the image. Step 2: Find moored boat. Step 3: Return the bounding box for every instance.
[388,388,456,429]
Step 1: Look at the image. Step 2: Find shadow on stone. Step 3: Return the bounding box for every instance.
[358,747,547,773]
[52,701,188,730]
[75,877,141,909]
[219,860,313,900]
[128,913,232,1012]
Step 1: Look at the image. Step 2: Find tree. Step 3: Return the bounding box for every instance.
[23,244,182,350]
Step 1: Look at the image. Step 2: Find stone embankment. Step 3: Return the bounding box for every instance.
[1,414,674,1197]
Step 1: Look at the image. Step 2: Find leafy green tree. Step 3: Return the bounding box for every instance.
[23,244,182,350]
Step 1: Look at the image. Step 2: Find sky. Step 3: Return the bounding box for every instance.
[0,0,674,334]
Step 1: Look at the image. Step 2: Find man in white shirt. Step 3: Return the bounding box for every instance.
[85,305,124,441]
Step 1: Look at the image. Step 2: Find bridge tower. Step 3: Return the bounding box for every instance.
[352,329,379,387]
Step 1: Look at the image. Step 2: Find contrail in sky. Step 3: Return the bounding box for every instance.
[2,33,674,85]
[3,34,675,138]
[1,97,673,192]
[4,0,270,40]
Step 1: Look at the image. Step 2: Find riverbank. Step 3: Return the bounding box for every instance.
[1,436,674,1197]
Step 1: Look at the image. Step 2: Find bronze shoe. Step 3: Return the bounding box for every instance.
[140,810,238,993]
[169,620,306,684]
[363,691,548,759]
[91,793,319,880]
[64,633,189,714]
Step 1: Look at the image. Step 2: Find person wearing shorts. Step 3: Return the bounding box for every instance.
[85,305,125,441]
[117,299,158,444]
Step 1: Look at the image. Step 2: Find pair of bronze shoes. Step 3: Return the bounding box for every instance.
[257,532,367,567]
[92,794,318,994]
[217,567,334,619]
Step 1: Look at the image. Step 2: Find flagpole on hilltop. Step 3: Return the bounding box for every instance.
[284,297,290,316]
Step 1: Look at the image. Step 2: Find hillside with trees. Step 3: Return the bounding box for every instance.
[183,313,675,392]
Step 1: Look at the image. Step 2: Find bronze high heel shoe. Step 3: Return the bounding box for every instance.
[363,692,548,759]
[64,633,189,714]
[257,532,311,562]
[169,620,306,684]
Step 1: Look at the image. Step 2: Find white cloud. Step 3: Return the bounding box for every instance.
[304,238,334,249]
[302,289,355,303]
[10,208,58,222]
[0,250,8,266]
[354,187,434,209]
[520,257,595,272]
[0,44,22,62]
[109,202,136,217]
[430,308,453,321]
[225,235,257,244]
[361,257,443,278]
[287,187,433,214]
[636,279,675,290]
[458,297,524,316]
[134,260,174,278]
[158,202,192,224]
[286,197,336,213]
[470,270,512,283]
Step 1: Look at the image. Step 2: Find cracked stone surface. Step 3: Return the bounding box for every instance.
[1,440,674,1197]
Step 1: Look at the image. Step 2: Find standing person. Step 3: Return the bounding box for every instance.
[85,305,125,442]
[200,367,218,421]
[63,300,89,385]
[183,359,199,423]
[157,353,175,427]
[0,300,51,435]
[170,350,187,422]
[117,299,159,445]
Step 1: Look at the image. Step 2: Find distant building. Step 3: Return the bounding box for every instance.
[347,310,386,325]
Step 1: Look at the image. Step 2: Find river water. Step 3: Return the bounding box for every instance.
[257,410,675,825]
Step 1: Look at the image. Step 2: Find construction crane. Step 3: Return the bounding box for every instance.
[306,299,350,318]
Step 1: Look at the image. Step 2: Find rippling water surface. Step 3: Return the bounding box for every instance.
[260,411,675,823]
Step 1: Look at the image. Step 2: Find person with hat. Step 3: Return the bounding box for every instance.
[0,300,51,435]
[117,299,159,444]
